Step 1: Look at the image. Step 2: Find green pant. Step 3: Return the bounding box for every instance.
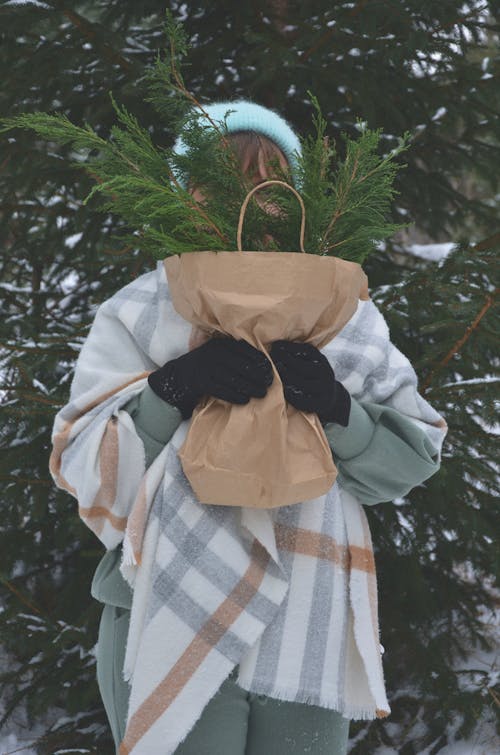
[96,603,350,754]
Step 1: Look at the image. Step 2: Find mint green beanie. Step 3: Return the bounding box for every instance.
[173,100,302,184]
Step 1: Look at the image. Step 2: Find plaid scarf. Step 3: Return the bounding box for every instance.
[49,261,447,754]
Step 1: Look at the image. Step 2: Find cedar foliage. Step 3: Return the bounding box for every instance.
[1,14,412,262]
[1,2,499,753]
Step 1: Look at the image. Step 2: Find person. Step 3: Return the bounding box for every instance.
[51,100,447,755]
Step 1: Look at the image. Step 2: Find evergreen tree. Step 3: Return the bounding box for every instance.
[1,2,498,752]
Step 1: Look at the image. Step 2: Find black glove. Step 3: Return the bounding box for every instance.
[270,340,351,426]
[148,337,273,419]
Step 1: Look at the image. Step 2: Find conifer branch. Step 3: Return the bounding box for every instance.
[1,738,41,755]
[2,388,57,406]
[315,122,411,257]
[164,164,229,244]
[102,243,134,256]
[422,289,498,392]
[322,194,348,245]
[326,234,356,250]
[167,21,224,140]
[160,10,232,154]
[0,112,108,154]
[51,2,132,73]
[0,342,75,356]
[159,11,244,183]
[488,686,500,708]
[473,231,500,251]
[0,19,408,262]
[0,476,52,487]
[0,576,45,617]
[3,407,58,416]
[299,0,369,62]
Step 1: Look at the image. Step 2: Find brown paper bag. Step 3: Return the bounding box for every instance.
[164,181,369,508]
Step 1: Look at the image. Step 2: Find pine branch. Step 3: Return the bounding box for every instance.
[1,387,58,406]
[277,95,411,260]
[0,576,45,618]
[165,12,228,141]
[310,118,412,259]
[162,162,230,245]
[1,102,230,252]
[422,288,498,392]
[1,19,409,262]
[0,111,107,151]
[0,342,75,357]
[474,231,500,251]
[299,0,369,62]
[50,1,132,72]
[426,378,500,396]
[0,476,52,486]
[488,686,500,708]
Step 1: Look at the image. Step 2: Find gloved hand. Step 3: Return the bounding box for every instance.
[148,337,273,419]
[270,340,351,426]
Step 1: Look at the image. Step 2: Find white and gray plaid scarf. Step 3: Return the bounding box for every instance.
[49,261,447,755]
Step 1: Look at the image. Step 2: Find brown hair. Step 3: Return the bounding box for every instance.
[188,131,289,203]
[226,131,289,182]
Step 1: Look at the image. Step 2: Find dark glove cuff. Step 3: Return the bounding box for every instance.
[147,364,198,420]
[319,381,351,427]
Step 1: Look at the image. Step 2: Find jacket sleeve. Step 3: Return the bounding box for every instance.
[324,395,441,505]
[121,384,183,467]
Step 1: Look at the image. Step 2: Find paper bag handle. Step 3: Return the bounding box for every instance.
[237,179,306,253]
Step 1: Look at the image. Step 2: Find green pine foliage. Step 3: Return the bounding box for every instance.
[360,239,499,753]
[289,96,412,260]
[1,2,499,753]
[1,13,411,263]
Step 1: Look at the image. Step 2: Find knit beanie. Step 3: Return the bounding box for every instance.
[173,100,302,184]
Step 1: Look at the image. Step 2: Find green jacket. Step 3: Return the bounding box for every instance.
[91,384,440,608]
